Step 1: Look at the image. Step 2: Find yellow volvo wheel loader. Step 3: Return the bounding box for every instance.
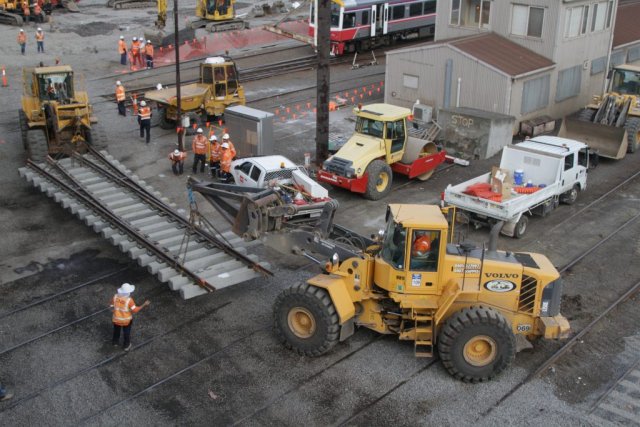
[20,65,98,162]
[189,180,570,382]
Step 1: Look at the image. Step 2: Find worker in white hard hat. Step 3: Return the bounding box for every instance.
[138,100,152,144]
[118,35,127,65]
[208,135,221,178]
[33,3,43,23]
[17,29,26,56]
[222,132,237,159]
[169,148,187,175]
[110,283,150,352]
[220,142,233,182]
[192,128,208,174]
[115,81,126,117]
[130,36,142,69]
[144,39,154,69]
[35,27,44,53]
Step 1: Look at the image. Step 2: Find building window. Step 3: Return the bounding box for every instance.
[556,65,582,102]
[628,46,640,63]
[403,74,419,89]
[591,1,609,32]
[564,5,589,38]
[511,5,544,38]
[521,74,550,114]
[450,0,491,29]
[591,56,607,75]
[610,51,625,67]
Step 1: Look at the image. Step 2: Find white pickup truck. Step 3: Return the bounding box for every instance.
[443,136,590,238]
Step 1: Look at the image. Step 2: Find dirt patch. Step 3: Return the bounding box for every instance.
[60,22,119,37]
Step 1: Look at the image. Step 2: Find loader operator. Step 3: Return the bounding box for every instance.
[410,230,439,271]
[192,128,209,174]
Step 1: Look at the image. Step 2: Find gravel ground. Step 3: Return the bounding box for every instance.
[1,3,640,425]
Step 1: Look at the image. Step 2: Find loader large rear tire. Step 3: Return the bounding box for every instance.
[438,307,515,383]
[363,160,393,200]
[624,117,640,153]
[273,282,340,357]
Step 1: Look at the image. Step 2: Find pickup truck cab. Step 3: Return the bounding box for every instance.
[230,155,307,188]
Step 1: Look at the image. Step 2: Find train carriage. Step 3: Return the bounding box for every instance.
[309,0,436,55]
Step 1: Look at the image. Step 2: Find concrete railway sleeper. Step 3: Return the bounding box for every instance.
[19,151,271,300]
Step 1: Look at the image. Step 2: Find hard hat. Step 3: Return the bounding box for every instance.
[133,36,137,41]
[147,40,151,43]
[156,83,163,90]
[222,133,230,140]
[412,235,431,257]
[116,80,121,85]
[19,28,24,32]
[140,100,146,107]
[196,128,203,134]
[221,142,229,149]
[119,35,124,40]
[37,27,42,32]
[117,283,135,294]
[174,149,180,155]
[209,135,217,141]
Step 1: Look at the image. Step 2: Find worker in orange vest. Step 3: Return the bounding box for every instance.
[22,1,30,22]
[138,100,152,143]
[220,142,234,182]
[207,135,221,177]
[221,133,237,159]
[144,39,154,69]
[169,149,187,175]
[118,35,127,65]
[33,3,43,23]
[130,37,141,68]
[115,81,126,116]
[35,27,44,53]
[17,29,26,55]
[110,283,150,351]
[192,128,209,174]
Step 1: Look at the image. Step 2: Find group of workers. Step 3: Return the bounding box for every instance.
[170,128,236,178]
[118,35,154,69]
[19,0,45,23]
[16,27,45,55]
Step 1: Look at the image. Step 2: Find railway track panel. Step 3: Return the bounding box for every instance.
[18,151,271,300]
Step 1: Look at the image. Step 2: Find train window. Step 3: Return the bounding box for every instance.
[331,3,341,27]
[423,0,436,14]
[343,12,356,28]
[392,5,405,20]
[409,3,422,17]
[361,10,369,25]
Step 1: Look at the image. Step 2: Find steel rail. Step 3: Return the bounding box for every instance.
[80,147,272,277]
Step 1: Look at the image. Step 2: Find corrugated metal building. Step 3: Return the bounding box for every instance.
[385,0,623,131]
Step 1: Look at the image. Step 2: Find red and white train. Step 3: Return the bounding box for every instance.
[309,0,436,55]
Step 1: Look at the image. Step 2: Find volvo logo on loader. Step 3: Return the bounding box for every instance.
[484,273,519,279]
[484,280,516,293]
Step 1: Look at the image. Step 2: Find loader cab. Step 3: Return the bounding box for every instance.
[200,57,241,98]
[354,104,410,163]
[374,204,449,295]
[609,66,640,96]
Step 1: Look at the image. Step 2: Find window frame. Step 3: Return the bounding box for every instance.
[450,0,491,29]
[511,4,544,38]
[564,5,589,39]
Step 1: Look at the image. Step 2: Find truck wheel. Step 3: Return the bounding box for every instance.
[561,185,579,205]
[364,160,393,200]
[438,307,515,383]
[513,215,528,239]
[159,109,175,130]
[576,108,595,122]
[624,117,640,153]
[273,282,340,357]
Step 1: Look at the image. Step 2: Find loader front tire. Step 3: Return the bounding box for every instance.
[438,307,515,383]
[273,282,340,357]
[624,117,640,153]
[364,160,393,200]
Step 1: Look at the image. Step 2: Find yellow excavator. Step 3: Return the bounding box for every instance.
[0,0,76,25]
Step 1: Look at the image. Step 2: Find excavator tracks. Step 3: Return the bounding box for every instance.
[0,11,23,26]
[19,148,271,300]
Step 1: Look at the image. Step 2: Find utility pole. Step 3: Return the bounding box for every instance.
[315,0,330,165]
[174,0,184,151]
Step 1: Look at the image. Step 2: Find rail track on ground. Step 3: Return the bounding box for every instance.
[19,145,271,301]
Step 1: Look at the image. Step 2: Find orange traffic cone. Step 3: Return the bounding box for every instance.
[132,93,138,116]
[2,66,7,87]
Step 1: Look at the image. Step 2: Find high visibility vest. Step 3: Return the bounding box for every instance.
[118,39,126,54]
[131,40,140,54]
[169,151,186,162]
[145,44,154,57]
[220,149,233,172]
[23,5,30,16]
[34,4,41,14]
[112,295,134,326]
[115,85,125,102]
[209,142,221,162]
[138,106,151,120]
[192,135,208,154]
[17,33,26,44]
[223,140,237,158]
[36,31,44,41]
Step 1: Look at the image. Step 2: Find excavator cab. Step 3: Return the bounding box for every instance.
[198,0,235,20]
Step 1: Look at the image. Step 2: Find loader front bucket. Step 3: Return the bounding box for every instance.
[558,118,628,160]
